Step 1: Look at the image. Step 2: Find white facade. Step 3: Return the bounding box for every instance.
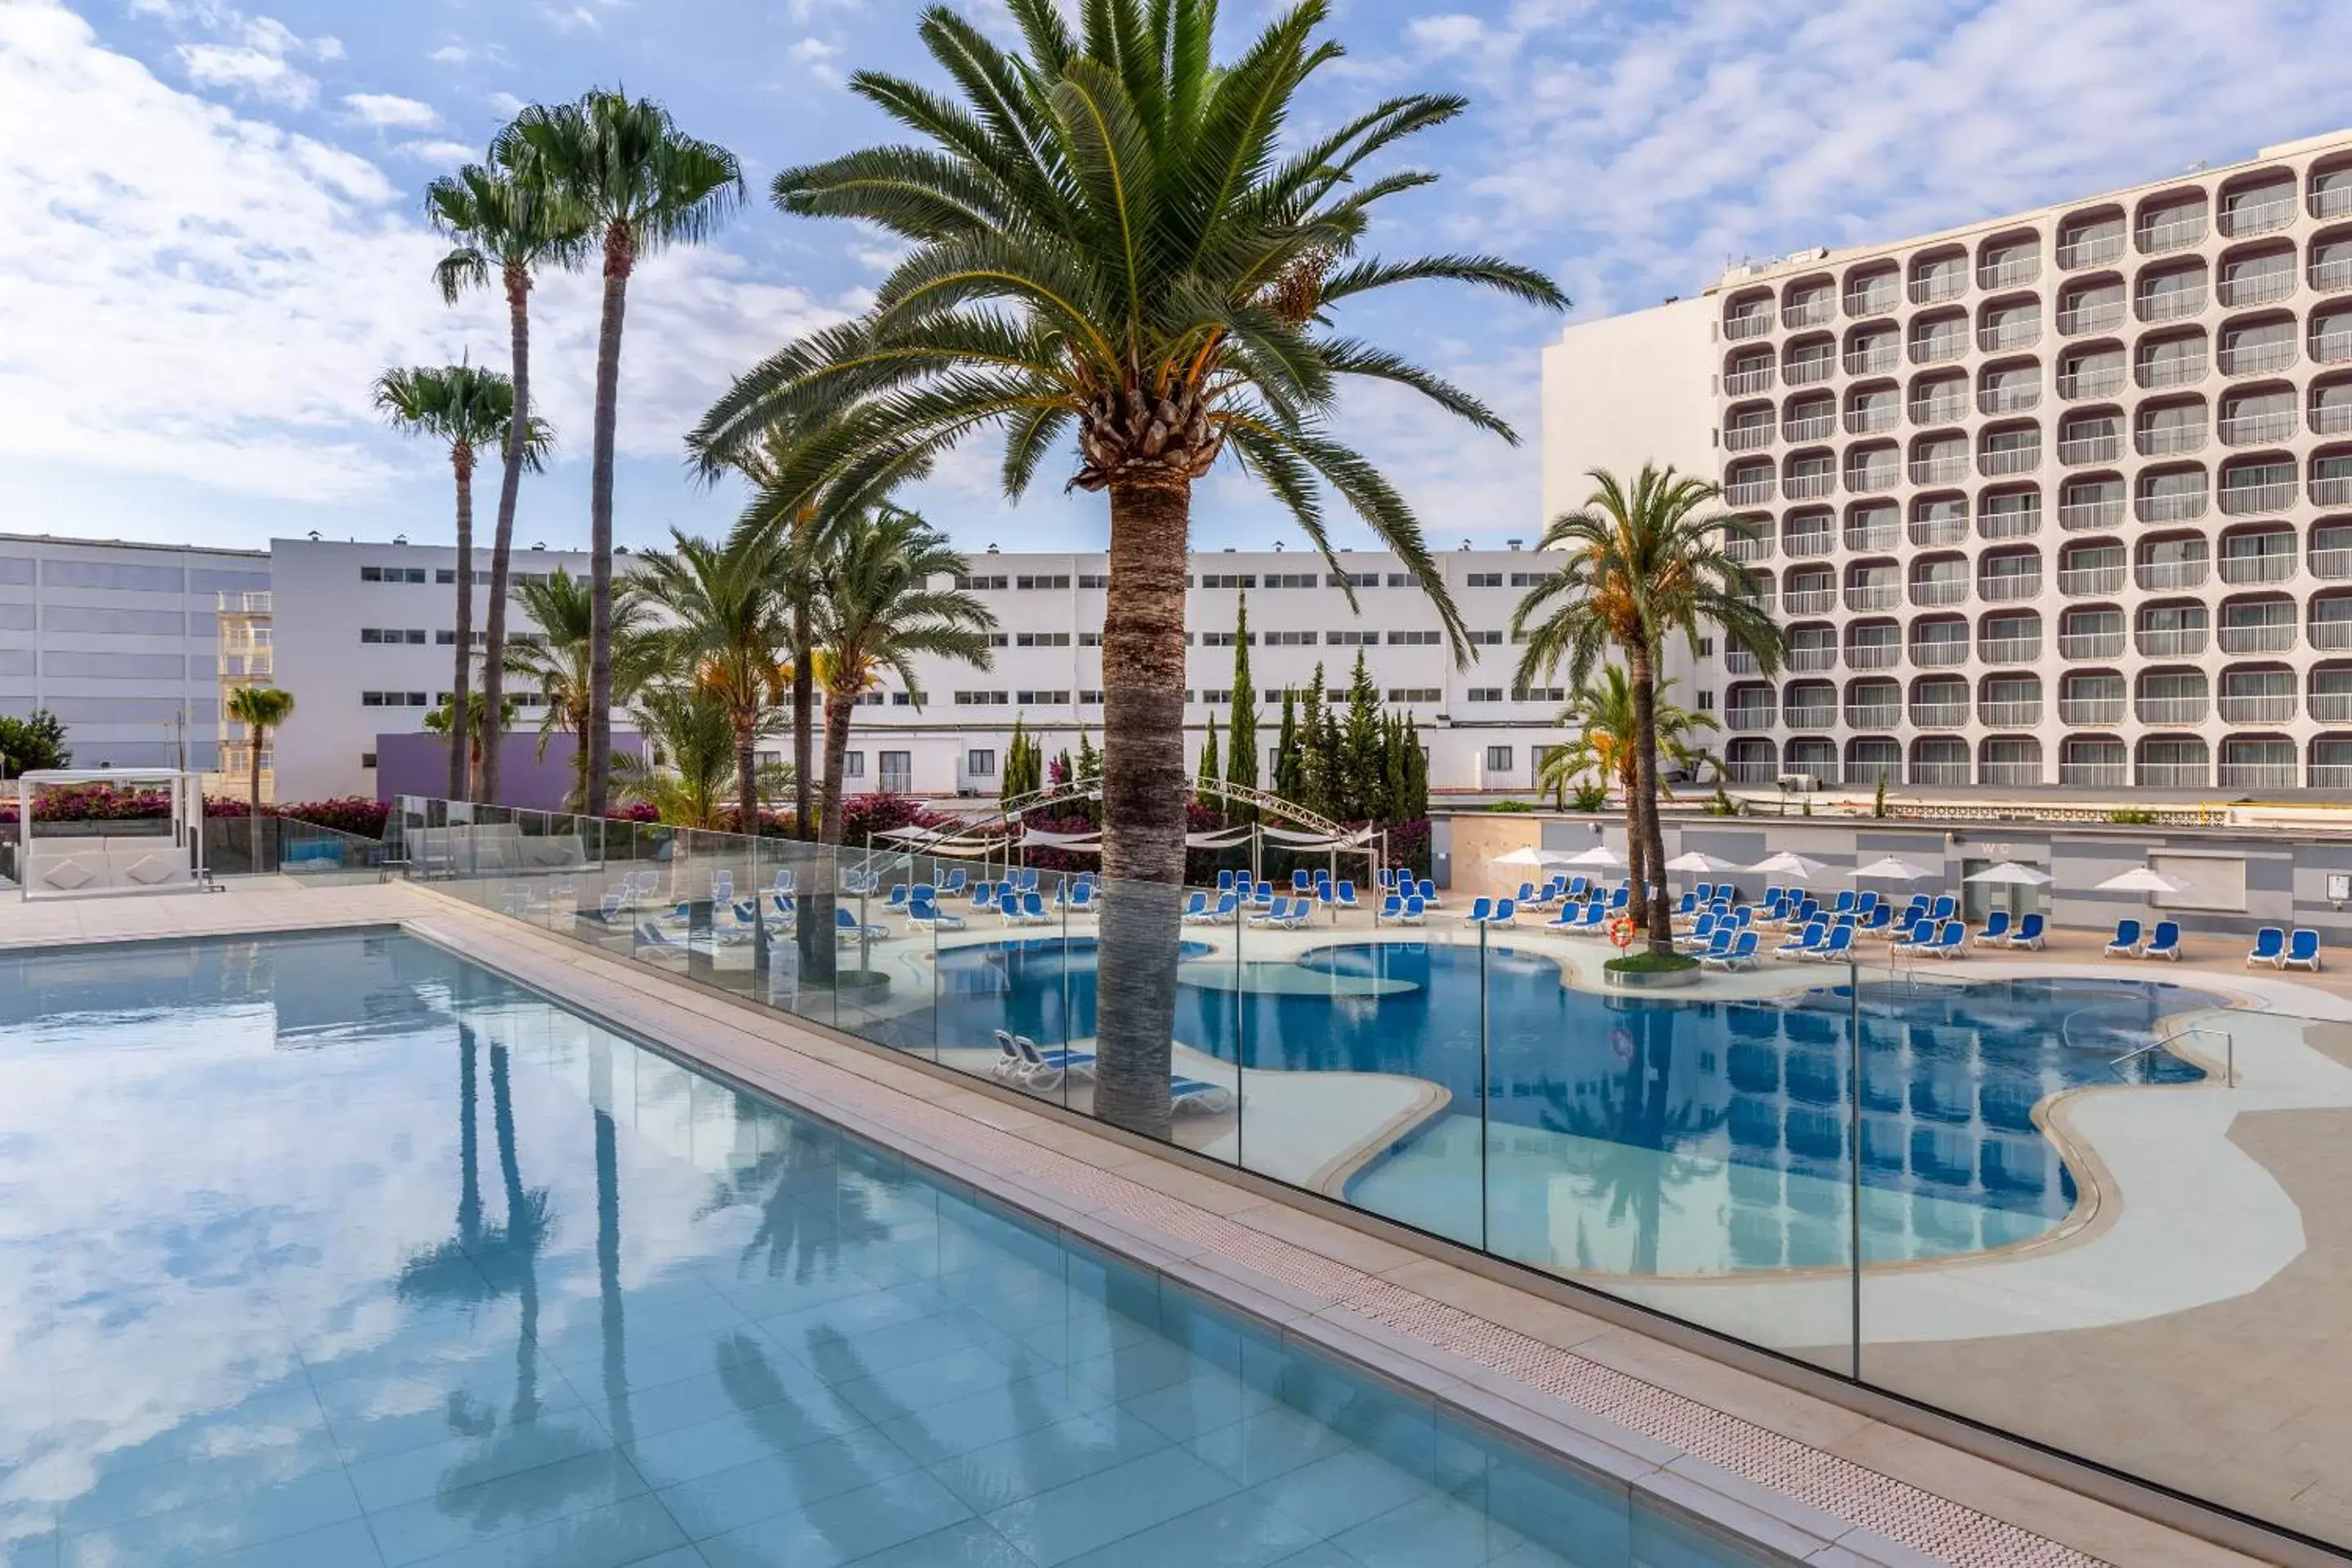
[0,534,269,774]
[266,536,1586,806]
[1545,124,2352,794]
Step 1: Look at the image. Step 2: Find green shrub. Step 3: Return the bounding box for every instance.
[1872,777,1889,819]
[1568,781,1609,814]
[1605,950,1700,974]
[1486,799,1536,813]
[2108,807,2157,825]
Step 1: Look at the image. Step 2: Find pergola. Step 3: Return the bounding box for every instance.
[15,769,206,900]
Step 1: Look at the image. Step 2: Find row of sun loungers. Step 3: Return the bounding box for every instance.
[986,1030,1232,1112]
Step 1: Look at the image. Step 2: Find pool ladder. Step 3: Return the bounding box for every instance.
[2112,1024,2234,1088]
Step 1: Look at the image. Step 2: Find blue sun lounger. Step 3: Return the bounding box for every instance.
[2104,919,2144,958]
[2286,928,2323,972]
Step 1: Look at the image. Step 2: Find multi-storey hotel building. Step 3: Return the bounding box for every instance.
[1545,124,2352,794]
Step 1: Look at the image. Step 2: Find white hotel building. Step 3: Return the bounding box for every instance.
[1548,125,2352,796]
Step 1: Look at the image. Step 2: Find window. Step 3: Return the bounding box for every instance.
[955,573,1009,591]
[966,749,996,776]
[1015,574,1071,590]
[1696,637,1715,656]
[360,565,427,584]
[1077,573,1109,588]
[984,632,1009,647]
[360,752,377,769]
[1468,630,1503,646]
[1200,631,1254,647]
[890,690,928,706]
[1509,571,1547,587]
[1200,573,1255,588]
[1326,570,1380,587]
[1080,690,1104,705]
[1201,689,1232,704]
[1511,686,1566,703]
[1327,630,1377,646]
[1467,687,1503,703]
[361,628,427,645]
[0,558,29,585]
[42,606,185,635]
[435,631,489,646]
[1264,571,1317,588]
[879,750,911,789]
[1079,632,1102,646]
[43,560,182,592]
[955,690,1010,706]
[1014,631,1072,647]
[1388,687,1441,703]
[435,569,492,585]
[1697,690,1715,711]
[1487,746,1514,771]
[1465,572,1503,588]
[42,651,183,680]
[1264,631,1317,646]
[360,690,430,708]
[191,568,268,593]
[1386,630,1442,646]
[1016,690,1071,704]
[843,753,865,778]
[1386,573,1423,588]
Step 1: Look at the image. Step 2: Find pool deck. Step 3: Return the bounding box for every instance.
[0,877,2305,1567]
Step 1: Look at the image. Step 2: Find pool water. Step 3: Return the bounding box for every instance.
[920,940,2215,1274]
[0,931,1768,1568]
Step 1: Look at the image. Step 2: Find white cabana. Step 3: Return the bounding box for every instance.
[1849,855,1939,882]
[16,769,205,899]
[1748,850,1830,882]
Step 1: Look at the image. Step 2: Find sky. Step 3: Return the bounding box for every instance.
[6,0,2352,561]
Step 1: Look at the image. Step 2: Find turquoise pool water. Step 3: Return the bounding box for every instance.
[918,939,2215,1272]
[0,931,1768,1567]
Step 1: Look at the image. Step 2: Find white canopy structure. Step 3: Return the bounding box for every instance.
[1965,860,2053,887]
[1748,850,1831,882]
[1662,851,1741,875]
[1562,843,1630,869]
[16,769,205,900]
[1849,855,1940,882]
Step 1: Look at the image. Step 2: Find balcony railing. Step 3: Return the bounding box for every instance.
[1910,456,1969,485]
[1724,478,1774,506]
[1783,531,1835,559]
[1978,570,2043,601]
[2058,301,2124,335]
[1782,587,1836,614]
[2058,233,2125,269]
[2314,475,2352,507]
[1845,404,1899,436]
[2136,424,2208,457]
[1784,469,1836,500]
[2314,328,2352,364]
[1910,270,1967,304]
[1724,708,1778,732]
[1910,392,1970,424]
[2220,479,2296,514]
[2138,353,2208,388]
[2314,619,2352,650]
[2220,694,2298,723]
[1978,255,2041,288]
[1846,463,1901,492]
[2218,761,2299,788]
[1724,648,1760,673]
[2220,270,2296,308]
[1725,423,1773,452]
[1725,366,1774,395]
[1836,583,1895,613]
[1979,507,2041,540]
[1787,643,1839,672]
[2220,410,2296,444]
[2221,194,2296,236]
[2139,762,2211,787]
[2061,762,2129,787]
[1980,762,2043,786]
[1911,578,1970,605]
[1912,333,1968,364]
[1910,515,1969,547]
[1844,704,1901,729]
[2312,690,2352,721]
[2318,184,2352,221]
[1911,639,1970,666]
[2059,565,2126,595]
[2136,627,2210,655]
[2059,434,2120,465]
[1979,699,2043,726]
[2312,257,2352,293]
[2135,696,2211,725]
[2221,339,2298,376]
[1844,523,1899,552]
[2059,632,2125,659]
[1844,284,1901,317]
[2137,489,2209,522]
[2312,547,2352,581]
[1979,384,2041,415]
[1978,321,2041,352]
[2138,287,2207,323]
[1782,413,1836,441]
[1979,637,2042,663]
[2059,698,2126,724]
[2135,558,2209,589]
[2059,498,2126,530]
[2218,622,2296,653]
[2314,402,2352,436]
[1785,355,1836,386]
[1844,346,1899,375]
[1979,444,2041,476]
[1910,761,1971,785]
[1782,297,1836,329]
[2314,762,2352,788]
[2138,211,2209,252]
[2220,551,2296,584]
[1724,312,1772,341]
[1783,705,1837,730]
[2059,366,2127,399]
[1845,641,1901,669]
[1910,702,1970,728]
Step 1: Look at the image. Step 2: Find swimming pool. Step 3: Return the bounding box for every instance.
[920,939,2217,1274]
[0,930,1770,1567]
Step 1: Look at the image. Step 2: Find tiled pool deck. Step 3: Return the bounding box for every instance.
[0,881,2296,1568]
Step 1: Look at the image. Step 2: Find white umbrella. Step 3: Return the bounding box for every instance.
[1748,850,1830,882]
[1663,851,1740,875]
[1562,843,1629,869]
[2095,866,2180,895]
[1488,846,1554,869]
[1965,860,2052,887]
[1849,855,1939,882]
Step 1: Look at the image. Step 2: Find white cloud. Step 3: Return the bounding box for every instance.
[342,92,436,128]
[0,0,845,503]
[393,137,476,164]
[429,43,472,65]
[788,34,844,85]
[485,90,526,117]
[139,0,339,111]
[175,39,311,106]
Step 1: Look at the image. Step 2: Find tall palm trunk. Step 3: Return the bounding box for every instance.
[1627,641,1673,953]
[479,264,531,806]
[585,227,634,818]
[791,597,814,838]
[734,713,759,838]
[449,443,476,803]
[819,687,855,845]
[1093,480,1192,1140]
[489,1043,539,1422]
[249,724,266,868]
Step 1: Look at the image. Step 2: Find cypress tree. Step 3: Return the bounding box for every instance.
[1298,663,1329,816]
[1196,725,1220,798]
[1272,690,1299,802]
[1338,652,1381,820]
[1076,727,1101,784]
[1001,716,1029,802]
[1225,590,1259,818]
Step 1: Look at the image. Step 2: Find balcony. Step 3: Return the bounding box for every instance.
[2312,547,2352,579]
[1979,570,2043,601]
[1979,699,2043,726]
[2059,497,2126,530]
[2138,286,2207,324]
[2220,269,2296,308]
[2138,353,2208,389]
[1846,462,1901,493]
[1845,641,1901,669]
[1910,702,1970,729]
[1979,506,2041,540]
[1911,578,1970,606]
[1910,513,1969,548]
[1725,532,1773,562]
[1785,469,1837,501]
[1910,270,1967,305]
[1782,412,1836,442]
[1783,530,1835,560]
[2313,257,2352,293]
[2059,696,2126,724]
[2058,232,2125,269]
[1979,384,2041,415]
[2220,551,2296,584]
[1844,345,1899,375]
[2219,622,2296,653]
[2314,619,2352,650]
[1981,441,2044,478]
[2138,489,2209,523]
[2220,479,2296,514]
[1910,391,1970,424]
[2059,365,2127,399]
[2315,328,2352,364]
[1979,255,2041,288]
[1785,355,1836,386]
[2315,475,2352,507]
[1724,708,1777,732]
[1910,455,1969,485]
[1912,333,1968,365]
[2312,690,2352,721]
[1911,639,1970,666]
[2135,695,2211,725]
[1783,704,1836,730]
[2220,409,2296,444]
[2137,424,2208,457]
[1844,521,1900,552]
[2222,194,2296,236]
[1787,642,1840,672]
[2139,762,2211,786]
[1979,637,2042,663]
[1844,283,1901,317]
[2314,402,2352,436]
[2138,210,2209,252]
[2058,301,2124,335]
[1783,297,1836,329]
[2061,762,2129,787]
[1724,312,1772,341]
[1782,587,1836,614]
[1725,422,1774,452]
[2059,632,2125,659]
[2059,434,2120,465]
[1845,404,1899,436]
[1844,704,1901,729]
[1724,478,1774,506]
[1978,320,2041,352]
[1725,365,1774,395]
[2221,338,2298,376]
[2059,565,2126,595]
[2136,626,2209,656]
[1842,583,1900,612]
[1723,759,1778,784]
[2218,760,2298,789]
[1981,761,2043,786]
[2220,693,2298,723]
[1724,648,1761,674]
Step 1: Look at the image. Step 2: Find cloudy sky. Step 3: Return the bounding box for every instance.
[6,0,2352,559]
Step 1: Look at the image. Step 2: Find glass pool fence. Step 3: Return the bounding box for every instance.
[389,795,2352,1560]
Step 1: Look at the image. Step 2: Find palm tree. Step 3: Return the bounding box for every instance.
[373,362,547,802]
[425,693,525,782]
[810,508,994,843]
[496,91,742,820]
[225,686,292,865]
[687,0,1563,1137]
[1513,465,1783,954]
[504,567,659,811]
[634,529,793,837]
[427,158,587,807]
[1536,670,1717,826]
[613,682,785,830]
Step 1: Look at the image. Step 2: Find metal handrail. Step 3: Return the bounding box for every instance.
[2112,1023,2234,1088]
